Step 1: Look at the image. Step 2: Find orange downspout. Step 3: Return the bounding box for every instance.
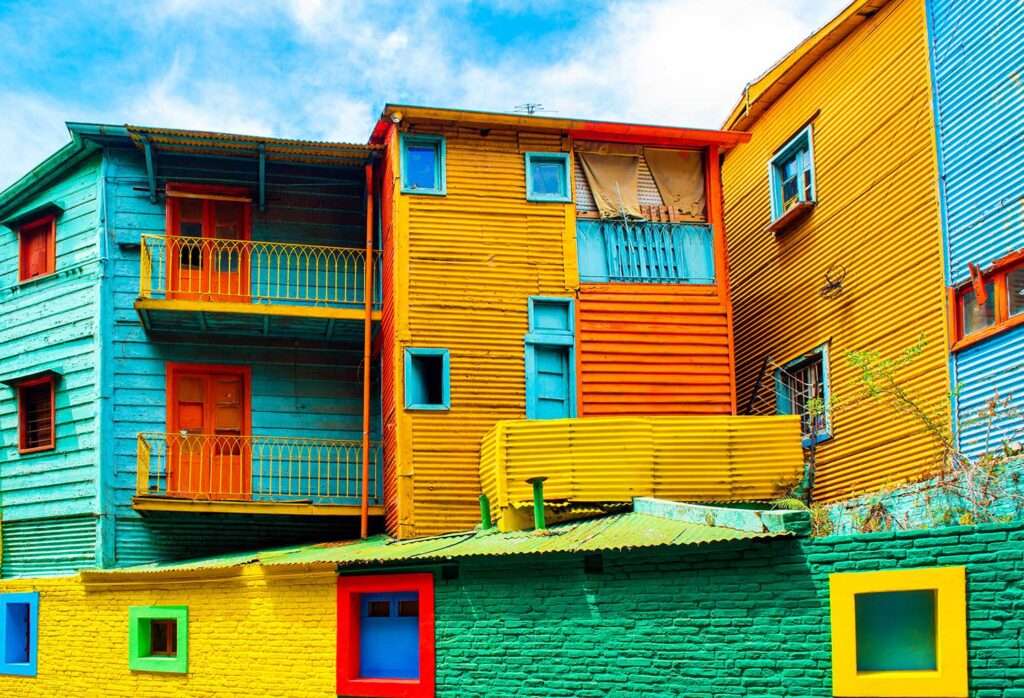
[361,163,374,538]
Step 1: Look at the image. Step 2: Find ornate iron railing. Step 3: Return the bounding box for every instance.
[139,234,381,307]
[137,432,381,505]
[577,220,715,284]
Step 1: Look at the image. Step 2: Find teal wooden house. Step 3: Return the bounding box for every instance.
[0,124,383,576]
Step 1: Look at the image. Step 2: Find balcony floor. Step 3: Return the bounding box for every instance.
[136,298,381,342]
[133,495,384,518]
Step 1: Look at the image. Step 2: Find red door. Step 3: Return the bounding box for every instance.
[166,190,251,303]
[166,364,251,500]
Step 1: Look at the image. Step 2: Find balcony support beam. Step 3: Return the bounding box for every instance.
[360,162,375,539]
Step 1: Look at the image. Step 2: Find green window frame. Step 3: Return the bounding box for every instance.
[524,152,572,203]
[129,606,188,674]
[400,133,446,196]
[769,125,816,221]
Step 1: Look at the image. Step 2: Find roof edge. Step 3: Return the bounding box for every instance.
[0,134,96,220]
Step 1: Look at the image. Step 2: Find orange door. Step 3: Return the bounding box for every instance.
[166,193,251,303]
[167,365,251,500]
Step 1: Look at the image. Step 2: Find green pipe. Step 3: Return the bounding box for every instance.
[479,494,492,530]
[527,477,547,530]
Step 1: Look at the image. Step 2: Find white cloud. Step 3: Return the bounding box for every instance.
[0,92,81,191]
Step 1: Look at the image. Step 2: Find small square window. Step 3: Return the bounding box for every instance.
[404,348,450,411]
[769,125,816,222]
[525,152,572,203]
[17,376,56,454]
[0,592,38,676]
[775,344,830,446]
[129,606,188,674]
[338,574,435,698]
[401,134,446,195]
[830,567,967,698]
[18,215,56,282]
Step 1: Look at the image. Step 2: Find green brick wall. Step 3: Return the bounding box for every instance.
[433,520,1024,697]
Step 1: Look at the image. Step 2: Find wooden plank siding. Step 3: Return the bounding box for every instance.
[103,148,379,565]
[721,0,950,502]
[577,283,733,416]
[0,154,103,575]
[386,125,576,538]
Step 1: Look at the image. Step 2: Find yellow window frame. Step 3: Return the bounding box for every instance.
[829,566,967,697]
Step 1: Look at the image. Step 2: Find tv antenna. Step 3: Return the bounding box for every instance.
[515,103,553,115]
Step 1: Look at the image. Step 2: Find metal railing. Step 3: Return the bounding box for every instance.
[139,234,381,307]
[137,432,381,505]
[577,220,715,284]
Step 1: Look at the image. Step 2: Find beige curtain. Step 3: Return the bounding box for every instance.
[643,148,706,221]
[577,145,642,219]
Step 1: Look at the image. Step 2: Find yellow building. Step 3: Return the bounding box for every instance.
[721,0,951,502]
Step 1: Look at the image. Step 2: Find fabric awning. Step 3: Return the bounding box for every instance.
[577,144,643,219]
[643,148,706,221]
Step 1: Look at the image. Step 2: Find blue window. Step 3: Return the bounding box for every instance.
[359,592,420,680]
[400,134,446,195]
[0,592,38,676]
[524,152,571,203]
[775,343,831,447]
[525,297,576,420]
[405,348,450,410]
[769,125,816,221]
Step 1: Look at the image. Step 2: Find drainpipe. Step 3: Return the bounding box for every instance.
[360,163,375,539]
[527,477,547,531]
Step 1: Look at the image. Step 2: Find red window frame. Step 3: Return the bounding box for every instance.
[951,249,1024,351]
[337,573,435,698]
[18,215,57,282]
[17,375,56,454]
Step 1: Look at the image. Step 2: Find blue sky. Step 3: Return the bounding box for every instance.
[0,0,849,188]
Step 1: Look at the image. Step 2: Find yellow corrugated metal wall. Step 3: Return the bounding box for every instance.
[390,124,577,537]
[721,0,950,502]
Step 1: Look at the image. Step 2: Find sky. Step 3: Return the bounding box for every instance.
[0,0,849,189]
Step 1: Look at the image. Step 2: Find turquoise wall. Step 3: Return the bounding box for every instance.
[431,520,1024,697]
[102,147,379,566]
[0,154,104,577]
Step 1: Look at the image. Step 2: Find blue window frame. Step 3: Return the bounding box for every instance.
[775,343,831,447]
[769,125,816,221]
[400,133,446,195]
[404,348,450,411]
[359,592,420,679]
[0,592,38,676]
[524,152,572,203]
[525,297,576,420]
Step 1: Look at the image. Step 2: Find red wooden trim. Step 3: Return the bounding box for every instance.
[337,573,435,698]
[165,182,252,202]
[164,362,252,436]
[17,214,57,282]
[17,374,56,454]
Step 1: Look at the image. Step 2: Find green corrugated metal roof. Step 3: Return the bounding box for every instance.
[81,510,796,579]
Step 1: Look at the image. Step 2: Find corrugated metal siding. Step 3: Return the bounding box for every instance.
[398,126,574,537]
[2,516,97,577]
[929,0,1024,460]
[577,283,733,415]
[379,128,401,535]
[930,0,1024,284]
[480,415,803,513]
[721,0,951,502]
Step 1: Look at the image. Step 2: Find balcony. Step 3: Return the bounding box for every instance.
[576,220,715,284]
[480,415,802,531]
[136,235,381,341]
[134,433,383,517]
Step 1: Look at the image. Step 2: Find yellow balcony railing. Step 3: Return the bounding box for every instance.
[138,234,381,308]
[136,433,381,507]
[480,415,803,530]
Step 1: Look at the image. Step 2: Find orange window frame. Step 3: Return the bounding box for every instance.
[951,250,1024,351]
[18,215,56,282]
[17,375,56,454]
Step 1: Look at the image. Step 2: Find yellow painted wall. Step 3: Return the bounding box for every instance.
[389,124,577,537]
[721,0,950,501]
[0,569,335,697]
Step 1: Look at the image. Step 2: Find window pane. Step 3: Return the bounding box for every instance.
[855,590,937,672]
[962,283,996,334]
[1008,266,1024,317]
[148,619,177,657]
[779,355,826,439]
[530,159,565,196]
[366,601,390,618]
[20,383,52,449]
[408,353,445,406]
[4,603,30,664]
[405,144,438,190]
